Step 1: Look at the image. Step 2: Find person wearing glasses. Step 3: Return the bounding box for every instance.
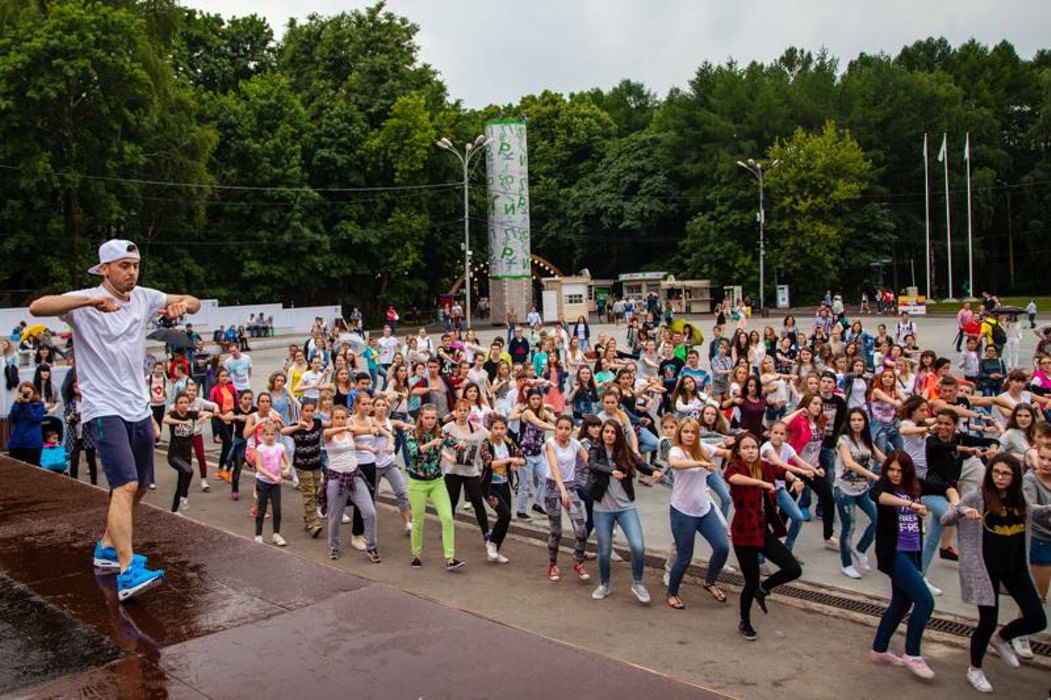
[30,239,201,602]
[941,453,1048,693]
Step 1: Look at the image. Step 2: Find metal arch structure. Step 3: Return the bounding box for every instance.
[448,254,564,295]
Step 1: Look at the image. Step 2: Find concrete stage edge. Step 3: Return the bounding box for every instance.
[0,457,723,699]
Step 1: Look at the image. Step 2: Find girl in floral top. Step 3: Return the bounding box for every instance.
[404,403,463,571]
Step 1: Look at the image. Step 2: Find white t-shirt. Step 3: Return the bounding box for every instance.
[61,285,166,423]
[298,369,325,400]
[760,440,798,488]
[995,391,1032,427]
[545,436,581,484]
[667,446,712,518]
[378,336,400,364]
[224,354,252,391]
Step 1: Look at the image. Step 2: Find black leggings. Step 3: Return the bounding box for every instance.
[151,405,166,439]
[255,480,282,536]
[800,472,834,540]
[213,420,232,470]
[734,532,802,625]
[68,439,97,485]
[971,567,1048,668]
[351,462,377,537]
[577,485,595,538]
[487,482,512,548]
[445,474,489,536]
[168,454,194,512]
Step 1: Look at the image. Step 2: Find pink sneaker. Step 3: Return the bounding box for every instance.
[902,655,934,680]
[869,650,903,666]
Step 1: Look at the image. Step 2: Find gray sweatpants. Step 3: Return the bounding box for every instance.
[327,474,376,553]
[544,479,588,565]
[375,461,410,512]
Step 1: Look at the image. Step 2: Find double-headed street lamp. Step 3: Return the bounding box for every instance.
[736,158,780,310]
[437,134,490,328]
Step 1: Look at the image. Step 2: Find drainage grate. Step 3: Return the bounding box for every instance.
[377,493,1051,658]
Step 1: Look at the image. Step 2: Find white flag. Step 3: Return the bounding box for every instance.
[937,133,947,163]
[964,133,970,161]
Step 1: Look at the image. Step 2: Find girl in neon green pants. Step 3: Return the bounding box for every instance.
[405,404,464,570]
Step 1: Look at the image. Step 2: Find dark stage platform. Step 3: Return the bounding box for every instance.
[0,457,721,699]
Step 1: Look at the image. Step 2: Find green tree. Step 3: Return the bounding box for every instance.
[765,122,872,300]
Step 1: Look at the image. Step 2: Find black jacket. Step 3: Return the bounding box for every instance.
[586,445,654,504]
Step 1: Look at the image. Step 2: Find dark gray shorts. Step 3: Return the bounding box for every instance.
[85,416,155,489]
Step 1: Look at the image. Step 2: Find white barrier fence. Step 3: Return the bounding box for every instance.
[1,300,343,337]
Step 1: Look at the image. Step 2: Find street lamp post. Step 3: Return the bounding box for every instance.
[736,158,780,311]
[437,134,490,329]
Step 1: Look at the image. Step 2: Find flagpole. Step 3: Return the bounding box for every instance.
[923,133,931,301]
[965,132,975,300]
[942,133,955,302]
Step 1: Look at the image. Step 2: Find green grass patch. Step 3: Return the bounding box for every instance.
[924,296,1051,314]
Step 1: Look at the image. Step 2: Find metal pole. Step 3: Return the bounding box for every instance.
[463,152,471,329]
[943,135,953,300]
[965,132,974,298]
[923,133,931,300]
[758,167,765,311]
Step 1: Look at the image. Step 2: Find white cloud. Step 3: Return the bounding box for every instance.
[181,0,1051,107]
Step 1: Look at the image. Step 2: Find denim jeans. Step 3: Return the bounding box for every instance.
[776,487,805,551]
[707,471,732,519]
[872,550,934,657]
[871,421,903,457]
[594,507,646,585]
[516,452,548,513]
[834,486,876,567]
[636,426,659,454]
[919,494,951,574]
[668,506,729,594]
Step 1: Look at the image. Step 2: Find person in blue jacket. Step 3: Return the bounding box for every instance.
[8,381,45,465]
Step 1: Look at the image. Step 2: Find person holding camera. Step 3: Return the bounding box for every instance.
[8,381,45,465]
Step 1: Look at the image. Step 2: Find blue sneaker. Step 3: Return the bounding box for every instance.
[93,541,147,571]
[117,562,165,602]
[800,508,812,522]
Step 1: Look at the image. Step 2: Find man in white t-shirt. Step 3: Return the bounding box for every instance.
[29,239,200,602]
[223,342,253,393]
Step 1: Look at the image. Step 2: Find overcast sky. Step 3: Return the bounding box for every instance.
[183,0,1051,107]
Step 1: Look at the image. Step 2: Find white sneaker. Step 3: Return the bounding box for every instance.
[966,666,993,693]
[759,562,776,576]
[350,535,367,551]
[179,497,189,512]
[254,535,263,544]
[591,583,610,600]
[495,552,510,564]
[341,513,351,524]
[271,533,287,547]
[1011,635,1034,660]
[486,541,499,562]
[852,548,871,572]
[200,479,210,492]
[923,578,943,597]
[990,632,1020,668]
[631,583,651,604]
[317,507,324,520]
[841,565,862,580]
[404,521,413,535]
[824,537,838,550]
[463,502,473,510]
[662,571,670,588]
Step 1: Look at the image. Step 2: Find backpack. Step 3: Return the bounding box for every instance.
[4,362,18,390]
[990,322,1007,346]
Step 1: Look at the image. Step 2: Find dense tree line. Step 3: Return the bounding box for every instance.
[1,1,1048,315]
